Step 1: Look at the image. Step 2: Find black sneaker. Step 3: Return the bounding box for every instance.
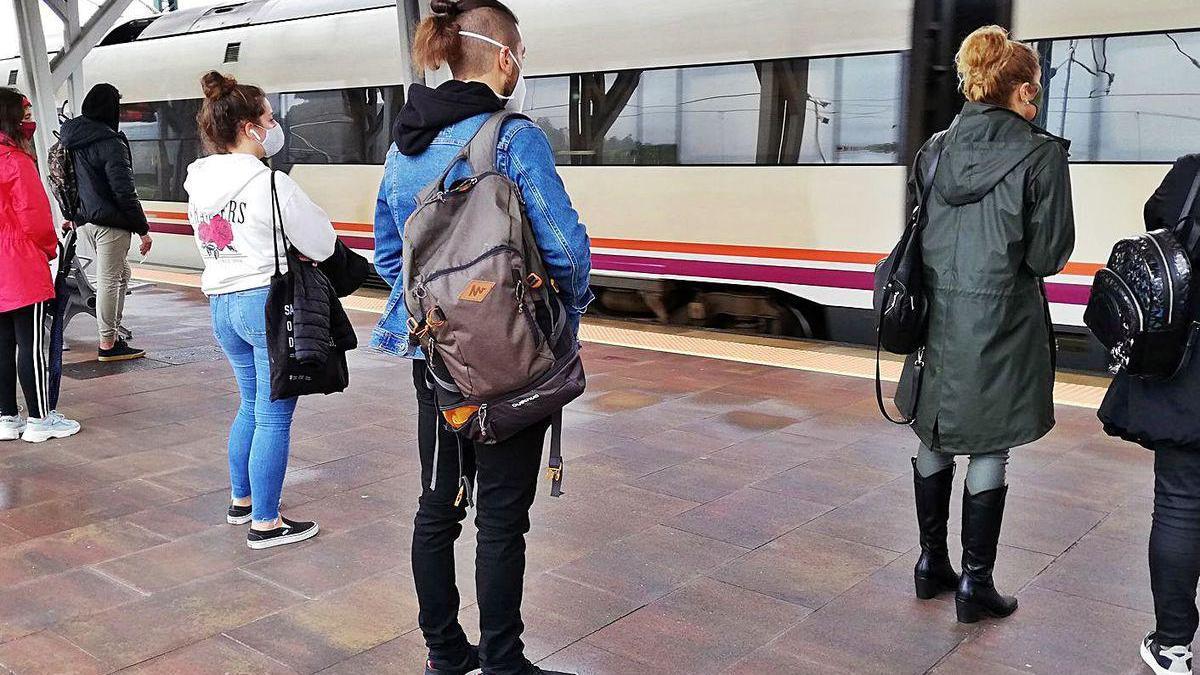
[520,667,575,675]
[98,340,145,362]
[1142,632,1193,674]
[246,517,319,550]
[227,503,252,525]
[425,644,480,675]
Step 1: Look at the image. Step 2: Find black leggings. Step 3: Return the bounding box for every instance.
[1151,446,1200,646]
[0,302,49,420]
[409,360,549,675]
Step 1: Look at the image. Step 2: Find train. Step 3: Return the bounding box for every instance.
[4,0,1200,366]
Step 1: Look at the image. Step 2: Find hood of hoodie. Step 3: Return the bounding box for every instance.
[184,152,270,215]
[933,102,1070,207]
[82,83,122,132]
[394,80,505,156]
[59,115,120,151]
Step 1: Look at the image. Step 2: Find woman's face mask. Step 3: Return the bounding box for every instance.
[249,120,285,158]
[459,30,527,113]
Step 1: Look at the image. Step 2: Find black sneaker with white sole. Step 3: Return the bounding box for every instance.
[425,644,480,675]
[227,504,252,525]
[1142,632,1193,675]
[98,340,145,362]
[246,517,319,550]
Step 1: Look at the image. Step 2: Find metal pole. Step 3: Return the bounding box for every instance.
[396,0,425,90]
[12,0,60,200]
[65,0,81,116]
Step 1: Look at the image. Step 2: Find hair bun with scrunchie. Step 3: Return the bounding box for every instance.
[429,0,462,17]
[200,71,239,100]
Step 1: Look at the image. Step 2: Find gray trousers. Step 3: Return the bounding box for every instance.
[915,443,1010,495]
[87,225,132,343]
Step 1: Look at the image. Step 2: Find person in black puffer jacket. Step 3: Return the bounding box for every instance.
[1099,153,1200,674]
[58,83,152,363]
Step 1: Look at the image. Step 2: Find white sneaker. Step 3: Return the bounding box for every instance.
[1143,632,1193,674]
[0,415,24,441]
[21,411,81,443]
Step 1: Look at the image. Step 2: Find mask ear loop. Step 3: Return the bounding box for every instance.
[459,30,522,100]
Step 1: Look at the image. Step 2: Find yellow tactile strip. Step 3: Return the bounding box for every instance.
[131,266,1109,410]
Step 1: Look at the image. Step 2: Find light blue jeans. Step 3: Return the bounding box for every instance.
[211,287,298,525]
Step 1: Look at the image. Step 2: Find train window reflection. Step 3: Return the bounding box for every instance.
[1036,31,1200,162]
[274,87,403,168]
[121,99,201,201]
[524,52,903,166]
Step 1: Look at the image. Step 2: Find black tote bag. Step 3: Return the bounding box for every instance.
[265,172,350,401]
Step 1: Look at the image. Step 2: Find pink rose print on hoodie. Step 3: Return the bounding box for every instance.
[198,214,237,258]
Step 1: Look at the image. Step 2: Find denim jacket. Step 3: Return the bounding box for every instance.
[371,113,594,358]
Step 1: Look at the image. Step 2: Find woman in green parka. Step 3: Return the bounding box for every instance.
[896,25,1075,624]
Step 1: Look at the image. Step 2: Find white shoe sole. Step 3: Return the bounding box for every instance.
[247,522,319,550]
[227,513,253,525]
[0,428,22,441]
[1142,640,1193,675]
[21,426,81,443]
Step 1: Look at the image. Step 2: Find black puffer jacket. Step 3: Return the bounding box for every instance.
[291,256,357,367]
[58,86,149,235]
[1099,154,1200,451]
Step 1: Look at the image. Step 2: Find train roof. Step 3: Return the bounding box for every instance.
[100,0,395,45]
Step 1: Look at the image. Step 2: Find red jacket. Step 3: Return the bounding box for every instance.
[0,136,57,313]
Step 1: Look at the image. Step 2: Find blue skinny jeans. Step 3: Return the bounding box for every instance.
[211,287,298,525]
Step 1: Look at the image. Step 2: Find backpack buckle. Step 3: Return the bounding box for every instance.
[526,273,543,290]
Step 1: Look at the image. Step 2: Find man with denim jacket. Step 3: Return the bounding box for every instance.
[371,2,590,674]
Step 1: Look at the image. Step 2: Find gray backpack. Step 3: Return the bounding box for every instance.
[403,111,585,503]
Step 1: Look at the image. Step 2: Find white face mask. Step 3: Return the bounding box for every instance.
[459,30,527,113]
[249,122,285,158]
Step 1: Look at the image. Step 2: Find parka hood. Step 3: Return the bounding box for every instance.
[58,115,120,151]
[933,102,1070,206]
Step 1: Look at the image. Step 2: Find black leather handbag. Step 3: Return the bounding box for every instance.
[873,134,946,424]
[1085,169,1200,379]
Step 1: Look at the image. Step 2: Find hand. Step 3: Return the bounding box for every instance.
[139,234,153,256]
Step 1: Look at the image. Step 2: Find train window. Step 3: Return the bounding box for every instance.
[274,86,403,169]
[120,99,202,202]
[1035,31,1200,162]
[524,52,903,166]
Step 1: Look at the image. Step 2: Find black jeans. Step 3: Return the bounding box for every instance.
[1151,446,1200,646]
[411,360,549,675]
[0,302,49,419]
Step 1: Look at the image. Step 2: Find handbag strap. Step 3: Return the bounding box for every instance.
[269,171,292,276]
[873,135,948,425]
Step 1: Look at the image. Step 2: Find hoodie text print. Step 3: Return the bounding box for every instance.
[184,153,337,296]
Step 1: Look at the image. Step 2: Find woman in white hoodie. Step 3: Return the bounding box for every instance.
[186,71,336,549]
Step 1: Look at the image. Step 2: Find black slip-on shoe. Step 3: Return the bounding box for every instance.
[98,341,145,362]
[246,517,319,550]
[425,644,480,675]
[227,504,252,525]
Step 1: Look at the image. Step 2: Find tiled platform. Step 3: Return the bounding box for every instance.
[0,284,1156,674]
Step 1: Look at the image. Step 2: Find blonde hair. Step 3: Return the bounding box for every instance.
[955,25,1040,106]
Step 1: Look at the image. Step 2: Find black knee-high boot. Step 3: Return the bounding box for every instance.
[912,457,959,599]
[956,484,1018,623]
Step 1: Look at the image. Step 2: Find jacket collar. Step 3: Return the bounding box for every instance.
[959,101,1071,152]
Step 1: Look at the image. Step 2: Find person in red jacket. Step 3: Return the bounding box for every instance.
[0,88,80,443]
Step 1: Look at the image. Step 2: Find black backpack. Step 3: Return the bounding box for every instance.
[1084,169,1200,379]
[872,132,947,424]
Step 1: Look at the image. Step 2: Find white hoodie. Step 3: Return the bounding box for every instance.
[184,153,337,296]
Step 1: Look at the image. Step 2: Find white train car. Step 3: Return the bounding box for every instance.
[6,0,1200,352]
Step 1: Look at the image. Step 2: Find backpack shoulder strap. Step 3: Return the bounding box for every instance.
[1177,167,1200,253]
[416,112,532,205]
[466,110,532,175]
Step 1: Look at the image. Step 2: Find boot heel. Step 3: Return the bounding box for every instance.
[956,598,983,624]
[914,576,940,600]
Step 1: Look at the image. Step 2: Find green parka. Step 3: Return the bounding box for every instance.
[896,102,1075,455]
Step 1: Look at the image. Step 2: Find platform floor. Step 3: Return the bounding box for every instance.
[0,284,1156,675]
